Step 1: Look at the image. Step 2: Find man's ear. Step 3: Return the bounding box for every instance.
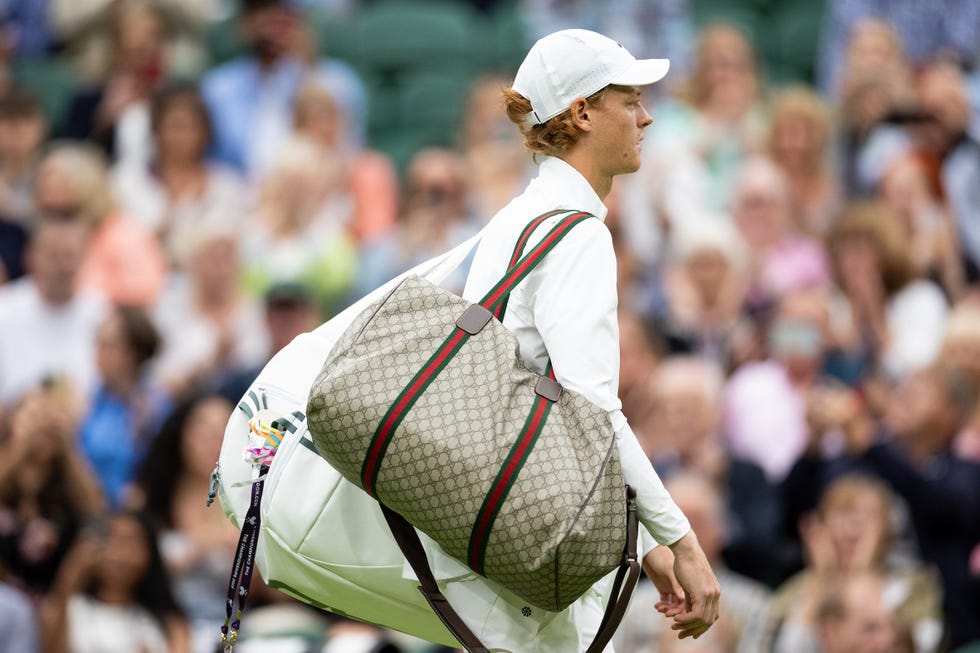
[569,97,592,132]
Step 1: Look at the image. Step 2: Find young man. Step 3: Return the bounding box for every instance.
[461,29,720,647]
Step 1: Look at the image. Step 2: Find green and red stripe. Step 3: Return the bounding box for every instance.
[360,211,593,512]
[466,361,555,573]
[493,209,572,321]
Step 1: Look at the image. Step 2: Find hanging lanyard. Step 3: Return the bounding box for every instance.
[220,464,267,653]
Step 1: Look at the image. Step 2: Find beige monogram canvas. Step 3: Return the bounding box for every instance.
[307,274,627,611]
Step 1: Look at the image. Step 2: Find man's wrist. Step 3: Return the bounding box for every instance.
[667,529,698,557]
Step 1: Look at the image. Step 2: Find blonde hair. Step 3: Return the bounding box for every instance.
[40,142,116,226]
[769,85,833,169]
[501,86,611,158]
[827,202,915,296]
[681,23,758,109]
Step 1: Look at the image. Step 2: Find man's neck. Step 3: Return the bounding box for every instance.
[559,151,612,200]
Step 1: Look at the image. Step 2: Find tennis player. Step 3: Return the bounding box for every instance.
[459,28,721,648]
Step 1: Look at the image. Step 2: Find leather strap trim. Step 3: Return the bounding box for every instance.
[381,505,490,653]
[382,487,639,653]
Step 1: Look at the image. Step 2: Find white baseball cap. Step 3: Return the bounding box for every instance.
[513,29,670,126]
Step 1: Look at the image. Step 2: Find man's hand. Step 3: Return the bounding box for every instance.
[642,545,685,618]
[667,531,721,639]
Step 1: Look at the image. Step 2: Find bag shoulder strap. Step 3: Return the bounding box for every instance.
[382,486,640,653]
[477,210,596,317]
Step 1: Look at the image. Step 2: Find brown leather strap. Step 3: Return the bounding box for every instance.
[381,504,490,653]
[381,485,640,653]
[585,485,641,653]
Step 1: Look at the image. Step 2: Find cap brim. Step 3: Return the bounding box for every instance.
[609,58,670,87]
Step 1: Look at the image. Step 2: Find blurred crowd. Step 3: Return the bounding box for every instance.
[0,0,978,652]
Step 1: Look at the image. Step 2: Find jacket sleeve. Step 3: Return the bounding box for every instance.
[528,219,691,547]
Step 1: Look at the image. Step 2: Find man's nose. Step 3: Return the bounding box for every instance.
[638,103,653,128]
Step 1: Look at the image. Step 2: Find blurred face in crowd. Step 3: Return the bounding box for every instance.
[27,220,88,305]
[0,110,45,163]
[113,3,165,82]
[155,94,210,164]
[846,20,903,74]
[686,247,730,308]
[831,233,881,292]
[98,514,151,595]
[189,234,240,300]
[885,369,962,451]
[266,297,319,355]
[180,397,232,480]
[819,575,896,653]
[295,84,342,148]
[769,291,827,380]
[692,25,757,113]
[819,481,890,572]
[879,156,933,228]
[95,310,138,387]
[733,161,792,251]
[34,155,80,218]
[916,65,971,154]
[405,149,469,220]
[242,2,295,63]
[940,306,980,386]
[649,360,721,450]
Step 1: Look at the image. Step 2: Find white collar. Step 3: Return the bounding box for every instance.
[533,156,609,222]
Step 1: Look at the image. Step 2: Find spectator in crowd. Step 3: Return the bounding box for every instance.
[41,509,189,653]
[756,475,943,653]
[112,82,247,268]
[818,0,980,97]
[133,394,237,653]
[813,572,901,653]
[0,218,106,405]
[50,0,214,82]
[648,357,780,583]
[877,153,963,299]
[0,86,46,225]
[731,157,829,312]
[292,78,398,244]
[768,86,841,237]
[34,142,168,307]
[152,225,269,394]
[835,20,917,197]
[939,302,980,462]
[724,289,832,483]
[78,305,171,508]
[826,202,948,383]
[215,280,322,404]
[615,472,771,653]
[356,148,478,298]
[58,1,172,164]
[461,75,535,223]
[0,387,104,596]
[654,217,750,365]
[914,61,980,285]
[242,137,358,314]
[785,365,980,648]
[642,23,767,217]
[201,0,366,177]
